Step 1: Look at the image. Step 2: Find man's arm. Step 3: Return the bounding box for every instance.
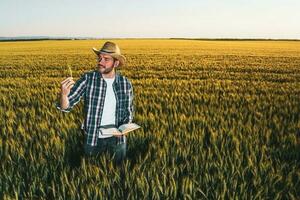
[56,74,87,113]
[123,81,134,123]
[60,93,70,110]
[59,77,74,110]
[128,83,134,123]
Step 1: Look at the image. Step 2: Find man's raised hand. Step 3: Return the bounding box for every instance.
[61,77,75,96]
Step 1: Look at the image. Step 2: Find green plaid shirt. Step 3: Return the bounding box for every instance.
[56,70,134,146]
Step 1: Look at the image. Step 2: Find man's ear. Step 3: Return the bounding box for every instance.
[114,60,120,68]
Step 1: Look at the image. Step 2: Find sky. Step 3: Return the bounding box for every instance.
[1,0,299,39]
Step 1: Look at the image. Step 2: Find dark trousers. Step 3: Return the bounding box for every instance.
[84,135,127,164]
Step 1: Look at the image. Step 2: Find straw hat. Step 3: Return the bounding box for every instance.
[92,41,126,66]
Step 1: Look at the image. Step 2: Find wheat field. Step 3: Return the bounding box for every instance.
[0,39,299,199]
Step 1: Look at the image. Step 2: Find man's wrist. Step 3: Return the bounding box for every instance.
[61,94,68,98]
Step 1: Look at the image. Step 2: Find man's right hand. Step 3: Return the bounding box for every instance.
[60,77,75,96]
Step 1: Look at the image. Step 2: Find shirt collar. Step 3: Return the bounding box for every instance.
[96,70,120,84]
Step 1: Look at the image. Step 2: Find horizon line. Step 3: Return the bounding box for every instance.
[0,35,300,42]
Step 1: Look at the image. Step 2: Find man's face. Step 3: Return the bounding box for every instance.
[97,54,117,74]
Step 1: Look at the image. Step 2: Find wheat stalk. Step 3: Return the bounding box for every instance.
[67,64,72,77]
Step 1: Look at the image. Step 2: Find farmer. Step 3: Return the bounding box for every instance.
[56,41,134,164]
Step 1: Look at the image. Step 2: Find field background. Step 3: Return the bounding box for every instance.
[0,39,299,199]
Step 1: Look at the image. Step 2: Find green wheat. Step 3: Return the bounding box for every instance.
[67,64,72,77]
[0,39,299,199]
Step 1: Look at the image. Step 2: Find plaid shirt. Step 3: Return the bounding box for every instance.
[56,70,134,146]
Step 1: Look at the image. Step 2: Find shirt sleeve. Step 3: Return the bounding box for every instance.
[55,73,87,113]
[126,81,134,123]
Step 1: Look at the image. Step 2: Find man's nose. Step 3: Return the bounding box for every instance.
[99,58,105,65]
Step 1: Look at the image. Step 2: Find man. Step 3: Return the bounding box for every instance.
[56,41,134,163]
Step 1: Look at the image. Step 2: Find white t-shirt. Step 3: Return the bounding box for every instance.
[98,76,116,138]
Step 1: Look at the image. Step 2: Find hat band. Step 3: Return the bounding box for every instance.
[100,49,116,54]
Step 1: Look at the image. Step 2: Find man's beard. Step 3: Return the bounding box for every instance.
[98,64,114,74]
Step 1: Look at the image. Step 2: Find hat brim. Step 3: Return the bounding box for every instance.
[92,47,126,66]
